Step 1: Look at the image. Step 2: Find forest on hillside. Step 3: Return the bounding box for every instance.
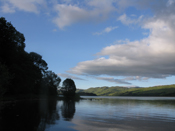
[76,85,175,96]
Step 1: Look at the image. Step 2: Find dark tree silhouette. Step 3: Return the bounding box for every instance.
[0,17,50,96]
[61,78,76,97]
[41,71,61,96]
[0,17,32,95]
[29,52,48,74]
[0,64,10,96]
[0,17,60,98]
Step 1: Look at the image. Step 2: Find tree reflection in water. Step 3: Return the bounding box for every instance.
[61,100,76,121]
[0,101,39,131]
[0,99,76,131]
[0,99,59,131]
[37,99,60,131]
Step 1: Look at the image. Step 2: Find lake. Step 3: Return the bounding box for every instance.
[0,96,175,131]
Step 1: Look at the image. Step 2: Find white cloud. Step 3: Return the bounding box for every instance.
[123,76,149,81]
[96,77,131,85]
[93,26,118,35]
[167,0,175,6]
[53,4,88,29]
[0,0,46,14]
[117,13,143,25]
[68,1,175,81]
[1,3,15,13]
[53,0,116,29]
[58,73,85,80]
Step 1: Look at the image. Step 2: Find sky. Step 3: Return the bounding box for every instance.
[0,0,175,89]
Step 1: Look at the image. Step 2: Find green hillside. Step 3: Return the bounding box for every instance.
[116,84,175,96]
[86,86,129,96]
[77,85,175,96]
[76,86,129,96]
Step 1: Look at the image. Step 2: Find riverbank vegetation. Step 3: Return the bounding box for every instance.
[77,84,175,96]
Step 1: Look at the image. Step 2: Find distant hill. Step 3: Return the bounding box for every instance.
[117,84,175,96]
[76,86,130,96]
[76,85,175,96]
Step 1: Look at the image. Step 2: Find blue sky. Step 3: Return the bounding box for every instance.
[0,0,175,89]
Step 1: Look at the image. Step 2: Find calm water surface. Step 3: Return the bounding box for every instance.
[0,96,175,131]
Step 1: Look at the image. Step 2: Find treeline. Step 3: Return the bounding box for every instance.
[77,85,175,96]
[0,17,61,98]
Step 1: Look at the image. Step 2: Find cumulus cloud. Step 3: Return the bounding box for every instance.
[57,73,85,80]
[0,0,46,13]
[53,4,89,29]
[53,0,116,29]
[93,26,118,35]
[68,0,175,81]
[52,0,174,29]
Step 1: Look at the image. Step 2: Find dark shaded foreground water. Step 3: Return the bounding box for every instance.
[0,97,175,131]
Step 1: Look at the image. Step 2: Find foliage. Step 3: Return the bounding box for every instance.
[41,71,61,96]
[0,17,59,98]
[29,52,48,74]
[0,17,33,95]
[0,64,11,96]
[61,78,76,97]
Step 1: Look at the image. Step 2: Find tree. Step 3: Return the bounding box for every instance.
[0,17,29,95]
[29,52,48,94]
[0,17,25,65]
[41,71,61,96]
[61,78,76,96]
[0,63,11,96]
[0,17,48,96]
[29,52,48,74]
